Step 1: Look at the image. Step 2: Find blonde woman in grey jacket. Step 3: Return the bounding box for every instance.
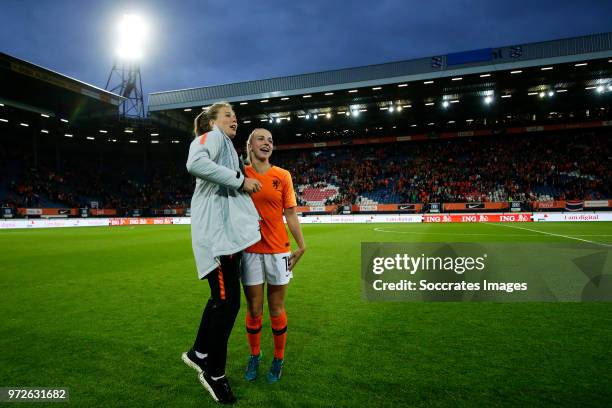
[182,102,262,404]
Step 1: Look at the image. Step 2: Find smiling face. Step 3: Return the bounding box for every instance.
[209,106,238,138]
[249,129,273,162]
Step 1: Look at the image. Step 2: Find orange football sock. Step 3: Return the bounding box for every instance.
[246,313,262,356]
[270,311,287,360]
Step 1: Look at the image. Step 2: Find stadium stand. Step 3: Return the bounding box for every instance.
[2,130,609,212]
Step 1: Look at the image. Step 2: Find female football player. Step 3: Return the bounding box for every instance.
[241,128,306,383]
[183,102,262,404]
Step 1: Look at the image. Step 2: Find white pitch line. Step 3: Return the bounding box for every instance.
[487,223,612,248]
[373,227,542,237]
[374,227,612,238]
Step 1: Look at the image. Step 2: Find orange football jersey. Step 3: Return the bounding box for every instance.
[245,165,297,254]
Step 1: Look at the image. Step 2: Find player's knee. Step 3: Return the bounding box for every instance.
[269,305,284,317]
[207,296,240,316]
[247,304,263,318]
[228,295,241,316]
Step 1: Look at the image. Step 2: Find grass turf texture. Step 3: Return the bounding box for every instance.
[1,222,611,407]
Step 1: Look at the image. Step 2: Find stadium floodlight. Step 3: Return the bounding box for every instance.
[0,119,9,122]
[557,89,567,93]
[484,96,493,104]
[425,102,434,106]
[451,77,462,81]
[87,137,95,140]
[539,92,546,98]
[60,118,69,123]
[348,89,358,93]
[184,108,192,112]
[574,62,588,67]
[596,86,605,93]
[479,73,491,78]
[151,140,159,144]
[326,113,331,119]
[305,114,311,120]
[20,123,29,127]
[150,132,158,136]
[281,97,290,101]
[0,103,4,106]
[372,87,382,90]
[275,118,281,124]
[302,95,311,98]
[41,113,50,118]
[608,85,612,91]
[442,101,450,108]
[99,130,108,133]
[240,102,248,105]
[510,70,522,74]
[396,105,403,112]
[398,83,408,87]
[424,80,434,84]
[541,66,553,71]
[548,91,554,97]
[129,140,137,143]
[324,92,334,96]
[116,14,147,60]
[41,129,49,133]
[388,106,395,112]
[64,134,73,137]
[351,110,359,117]
[260,99,269,103]
[269,118,273,123]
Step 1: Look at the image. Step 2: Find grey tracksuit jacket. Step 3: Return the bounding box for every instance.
[186,125,261,279]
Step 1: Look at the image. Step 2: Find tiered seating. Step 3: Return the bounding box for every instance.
[298,184,339,205]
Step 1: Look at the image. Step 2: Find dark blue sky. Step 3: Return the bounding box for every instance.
[2,0,611,96]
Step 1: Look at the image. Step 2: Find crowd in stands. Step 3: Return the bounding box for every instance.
[277,132,610,205]
[1,131,609,211]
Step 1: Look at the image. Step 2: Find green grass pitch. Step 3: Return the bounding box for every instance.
[1,222,611,407]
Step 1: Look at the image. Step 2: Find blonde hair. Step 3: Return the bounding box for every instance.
[245,128,271,165]
[193,102,232,137]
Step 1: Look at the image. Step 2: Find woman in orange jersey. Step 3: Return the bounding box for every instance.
[241,128,306,383]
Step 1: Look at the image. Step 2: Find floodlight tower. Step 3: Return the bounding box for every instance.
[105,14,146,118]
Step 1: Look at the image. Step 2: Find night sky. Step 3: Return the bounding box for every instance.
[2,0,611,97]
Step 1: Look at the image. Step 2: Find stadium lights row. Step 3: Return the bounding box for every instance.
[232,61,601,106]
[0,121,165,138]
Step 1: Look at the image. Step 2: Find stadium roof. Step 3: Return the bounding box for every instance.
[147,32,612,145]
[149,32,612,111]
[0,52,123,122]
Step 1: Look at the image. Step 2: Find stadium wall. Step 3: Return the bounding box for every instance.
[1,212,611,229]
